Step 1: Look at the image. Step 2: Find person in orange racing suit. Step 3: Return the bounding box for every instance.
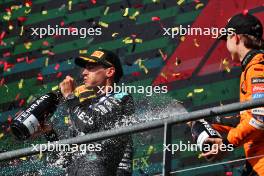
[201,13,264,176]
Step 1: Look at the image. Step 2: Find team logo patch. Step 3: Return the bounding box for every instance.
[252,84,264,93]
[253,115,264,123]
[252,93,264,99]
[254,68,263,72]
[249,118,264,130]
[251,78,264,84]
[91,51,104,58]
[252,108,264,116]
[252,107,264,123]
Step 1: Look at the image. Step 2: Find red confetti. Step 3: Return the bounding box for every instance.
[5,8,11,13]
[90,0,96,4]
[42,41,49,46]
[17,57,25,62]
[152,16,161,21]
[194,0,200,3]
[225,172,233,176]
[3,52,11,58]
[69,27,77,32]
[0,31,5,46]
[48,51,55,56]
[26,56,35,64]
[24,0,32,7]
[132,72,140,76]
[17,16,27,23]
[54,64,60,70]
[131,34,137,38]
[3,62,14,71]
[37,73,43,81]
[19,99,25,107]
[15,93,21,100]
[56,72,62,78]
[0,78,5,86]
[60,21,65,27]
[243,9,248,15]
[161,54,167,61]
[7,116,12,124]
[152,17,165,28]
[0,31,6,40]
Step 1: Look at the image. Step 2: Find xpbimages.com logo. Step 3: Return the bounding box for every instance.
[163,25,235,39]
[163,141,234,154]
[30,25,102,38]
[31,141,102,155]
[97,83,168,96]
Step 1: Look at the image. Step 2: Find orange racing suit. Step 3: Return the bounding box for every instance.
[213,50,264,175]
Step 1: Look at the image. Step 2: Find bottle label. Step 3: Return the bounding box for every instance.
[200,120,220,136]
[197,131,209,149]
[16,111,29,122]
[25,94,50,114]
[22,114,40,135]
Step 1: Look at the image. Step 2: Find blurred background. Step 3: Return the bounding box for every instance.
[0,0,264,175]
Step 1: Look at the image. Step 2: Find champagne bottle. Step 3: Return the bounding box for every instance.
[191,119,221,152]
[11,90,62,140]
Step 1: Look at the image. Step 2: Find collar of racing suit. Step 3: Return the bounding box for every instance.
[80,92,112,106]
[241,49,264,71]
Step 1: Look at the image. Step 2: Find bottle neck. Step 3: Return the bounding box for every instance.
[50,90,64,104]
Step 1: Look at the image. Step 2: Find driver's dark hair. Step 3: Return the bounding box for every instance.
[241,34,264,50]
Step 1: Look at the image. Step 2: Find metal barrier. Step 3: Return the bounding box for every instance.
[1,98,264,176]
